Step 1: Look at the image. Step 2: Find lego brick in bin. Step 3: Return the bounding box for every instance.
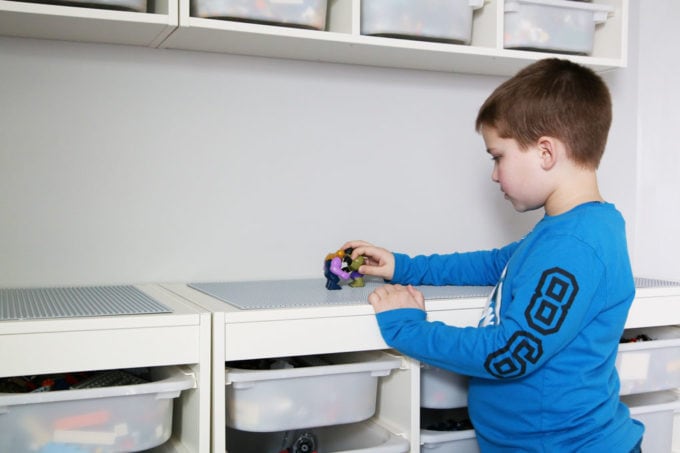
[0,366,194,453]
[191,0,328,31]
[504,0,614,55]
[361,0,485,45]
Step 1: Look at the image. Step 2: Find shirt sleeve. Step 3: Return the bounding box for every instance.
[391,242,519,286]
[376,235,607,380]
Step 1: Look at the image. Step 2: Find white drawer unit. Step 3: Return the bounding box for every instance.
[163,279,489,452]
[0,284,212,453]
[161,277,680,452]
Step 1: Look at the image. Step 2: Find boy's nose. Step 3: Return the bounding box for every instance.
[491,166,499,183]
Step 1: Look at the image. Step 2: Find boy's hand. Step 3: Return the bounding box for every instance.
[342,240,395,280]
[368,284,425,314]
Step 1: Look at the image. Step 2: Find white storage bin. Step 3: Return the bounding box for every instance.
[225,351,402,432]
[421,408,479,452]
[361,0,484,45]
[22,0,146,12]
[621,391,680,453]
[226,420,409,453]
[504,0,614,55]
[0,366,194,453]
[191,0,328,30]
[421,364,468,409]
[616,326,680,395]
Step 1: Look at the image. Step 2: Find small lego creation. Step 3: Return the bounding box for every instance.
[324,248,365,290]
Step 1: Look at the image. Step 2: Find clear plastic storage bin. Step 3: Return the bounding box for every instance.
[504,0,614,55]
[0,366,195,453]
[22,0,146,12]
[421,364,468,409]
[621,390,680,453]
[191,0,328,30]
[361,0,484,44]
[226,420,410,453]
[616,326,680,395]
[420,407,479,453]
[225,351,402,432]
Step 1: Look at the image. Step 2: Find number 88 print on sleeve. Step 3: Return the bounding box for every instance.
[484,268,579,379]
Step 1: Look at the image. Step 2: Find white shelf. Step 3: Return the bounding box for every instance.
[0,0,176,46]
[0,0,628,76]
[161,0,628,75]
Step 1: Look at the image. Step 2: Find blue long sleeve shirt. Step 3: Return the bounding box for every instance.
[377,202,644,452]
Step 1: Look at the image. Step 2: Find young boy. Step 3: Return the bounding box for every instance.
[344,59,644,452]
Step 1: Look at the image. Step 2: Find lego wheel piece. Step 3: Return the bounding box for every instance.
[291,431,317,453]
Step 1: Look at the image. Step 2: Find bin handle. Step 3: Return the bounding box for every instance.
[469,0,485,10]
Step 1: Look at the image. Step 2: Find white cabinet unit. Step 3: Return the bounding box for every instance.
[164,277,680,452]
[161,0,628,75]
[0,0,628,76]
[0,284,212,453]
[162,280,488,452]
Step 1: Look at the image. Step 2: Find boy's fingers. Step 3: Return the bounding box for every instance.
[341,240,371,251]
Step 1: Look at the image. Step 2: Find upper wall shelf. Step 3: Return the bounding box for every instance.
[0,0,176,46]
[0,0,628,76]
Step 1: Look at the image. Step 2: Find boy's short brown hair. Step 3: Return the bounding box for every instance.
[475,58,612,169]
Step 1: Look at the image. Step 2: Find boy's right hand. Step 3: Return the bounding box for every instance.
[342,240,395,281]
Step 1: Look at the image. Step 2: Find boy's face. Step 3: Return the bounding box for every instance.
[481,126,550,213]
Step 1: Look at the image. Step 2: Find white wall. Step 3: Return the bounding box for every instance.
[0,12,641,287]
[633,1,680,281]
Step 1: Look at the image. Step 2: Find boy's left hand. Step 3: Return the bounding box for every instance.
[368,284,425,313]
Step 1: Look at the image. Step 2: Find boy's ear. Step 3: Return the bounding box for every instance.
[537,136,558,171]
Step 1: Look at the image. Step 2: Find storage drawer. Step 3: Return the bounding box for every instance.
[421,364,468,409]
[226,420,409,453]
[191,0,328,30]
[504,0,614,55]
[621,391,680,453]
[225,351,401,432]
[0,366,194,453]
[420,407,479,452]
[361,0,484,44]
[617,326,680,395]
[17,0,146,12]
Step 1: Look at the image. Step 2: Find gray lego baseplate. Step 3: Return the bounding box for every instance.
[0,286,172,321]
